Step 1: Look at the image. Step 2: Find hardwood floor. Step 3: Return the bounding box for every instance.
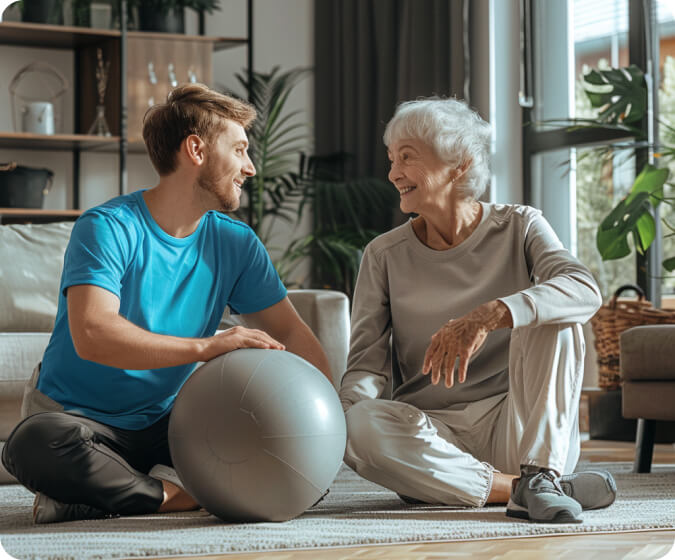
[177,531,675,560]
[157,440,675,560]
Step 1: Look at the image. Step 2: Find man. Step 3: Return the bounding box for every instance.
[2,84,332,524]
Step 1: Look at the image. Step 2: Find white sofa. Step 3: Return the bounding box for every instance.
[0,221,350,483]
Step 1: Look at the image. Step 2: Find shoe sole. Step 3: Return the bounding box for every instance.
[560,471,617,510]
[505,501,583,524]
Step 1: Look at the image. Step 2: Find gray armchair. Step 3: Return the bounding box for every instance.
[621,325,675,472]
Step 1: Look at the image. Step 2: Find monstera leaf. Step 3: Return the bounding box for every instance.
[582,65,647,125]
[597,164,669,259]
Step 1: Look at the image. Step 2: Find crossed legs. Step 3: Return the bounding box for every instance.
[343,323,585,507]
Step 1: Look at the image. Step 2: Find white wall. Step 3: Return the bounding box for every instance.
[0,0,314,224]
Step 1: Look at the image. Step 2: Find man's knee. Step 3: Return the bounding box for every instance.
[3,413,94,490]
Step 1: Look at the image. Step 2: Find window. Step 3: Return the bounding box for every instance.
[525,0,674,301]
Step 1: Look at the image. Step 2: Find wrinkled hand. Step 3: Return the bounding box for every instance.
[205,325,285,361]
[422,300,512,388]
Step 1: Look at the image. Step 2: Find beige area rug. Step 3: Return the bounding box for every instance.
[1,462,674,560]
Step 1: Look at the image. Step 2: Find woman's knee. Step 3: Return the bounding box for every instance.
[344,400,385,465]
[344,399,423,466]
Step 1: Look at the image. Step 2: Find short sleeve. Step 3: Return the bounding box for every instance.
[61,211,131,299]
[227,232,287,314]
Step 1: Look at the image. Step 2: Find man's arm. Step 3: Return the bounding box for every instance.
[67,284,284,369]
[241,297,333,383]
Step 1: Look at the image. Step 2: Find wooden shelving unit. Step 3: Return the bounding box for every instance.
[0,13,251,224]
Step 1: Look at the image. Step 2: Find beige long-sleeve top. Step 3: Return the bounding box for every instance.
[338,203,602,411]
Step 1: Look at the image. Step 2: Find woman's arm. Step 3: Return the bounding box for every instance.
[498,210,603,328]
[338,244,393,411]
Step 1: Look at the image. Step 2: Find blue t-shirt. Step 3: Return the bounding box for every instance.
[37,190,287,430]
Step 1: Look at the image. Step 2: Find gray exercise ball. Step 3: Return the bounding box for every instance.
[168,348,346,522]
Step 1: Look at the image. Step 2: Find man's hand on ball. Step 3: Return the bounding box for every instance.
[422,300,512,388]
[205,326,285,360]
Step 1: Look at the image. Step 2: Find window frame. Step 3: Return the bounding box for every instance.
[521,0,663,304]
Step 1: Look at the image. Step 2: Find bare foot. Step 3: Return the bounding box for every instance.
[157,480,200,513]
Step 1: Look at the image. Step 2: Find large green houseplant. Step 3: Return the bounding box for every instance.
[230,66,399,292]
[572,64,675,274]
[276,153,398,295]
[231,66,311,250]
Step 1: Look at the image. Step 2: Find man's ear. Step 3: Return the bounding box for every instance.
[183,134,206,166]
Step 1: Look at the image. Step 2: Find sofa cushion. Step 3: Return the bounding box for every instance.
[0,221,73,332]
[0,332,51,440]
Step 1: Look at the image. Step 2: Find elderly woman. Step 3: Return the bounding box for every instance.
[339,98,615,524]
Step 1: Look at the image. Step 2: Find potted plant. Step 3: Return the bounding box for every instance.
[228,66,399,292]
[18,0,63,24]
[128,0,220,33]
[276,153,398,295]
[563,64,675,277]
[230,66,312,254]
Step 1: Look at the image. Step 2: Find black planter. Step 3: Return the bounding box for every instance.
[22,0,63,24]
[0,164,53,208]
[137,5,185,33]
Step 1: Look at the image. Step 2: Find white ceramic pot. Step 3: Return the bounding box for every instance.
[21,102,55,135]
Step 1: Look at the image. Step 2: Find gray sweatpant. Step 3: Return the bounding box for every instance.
[343,323,585,507]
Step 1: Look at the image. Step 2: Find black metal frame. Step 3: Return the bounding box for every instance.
[521,0,661,303]
[119,0,127,197]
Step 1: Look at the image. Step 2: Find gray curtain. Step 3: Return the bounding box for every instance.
[314,0,469,181]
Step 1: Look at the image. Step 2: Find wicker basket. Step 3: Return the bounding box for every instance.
[590,284,675,390]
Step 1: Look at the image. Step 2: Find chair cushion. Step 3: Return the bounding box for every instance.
[620,325,675,381]
[0,221,73,332]
[622,381,675,421]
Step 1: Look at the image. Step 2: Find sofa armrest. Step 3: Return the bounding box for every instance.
[219,289,350,390]
[620,325,675,382]
[286,289,350,390]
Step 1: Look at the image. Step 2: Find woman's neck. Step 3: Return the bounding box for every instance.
[412,200,483,250]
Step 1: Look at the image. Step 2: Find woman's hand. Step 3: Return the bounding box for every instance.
[422,300,512,388]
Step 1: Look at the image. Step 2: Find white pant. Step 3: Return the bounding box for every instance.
[343,323,585,507]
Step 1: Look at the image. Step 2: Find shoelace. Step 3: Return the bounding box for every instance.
[530,471,565,495]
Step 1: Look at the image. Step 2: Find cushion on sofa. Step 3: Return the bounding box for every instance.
[0,222,74,332]
[0,333,51,440]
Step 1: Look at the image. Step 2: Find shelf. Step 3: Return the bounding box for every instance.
[0,21,119,48]
[0,21,247,51]
[127,30,248,51]
[0,208,82,224]
[0,132,121,152]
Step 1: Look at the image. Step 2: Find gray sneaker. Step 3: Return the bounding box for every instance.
[506,469,583,523]
[560,470,617,510]
[33,493,112,524]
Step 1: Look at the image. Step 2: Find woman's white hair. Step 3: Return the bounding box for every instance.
[383,97,491,200]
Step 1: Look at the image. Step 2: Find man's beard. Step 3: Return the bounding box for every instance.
[196,164,240,212]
